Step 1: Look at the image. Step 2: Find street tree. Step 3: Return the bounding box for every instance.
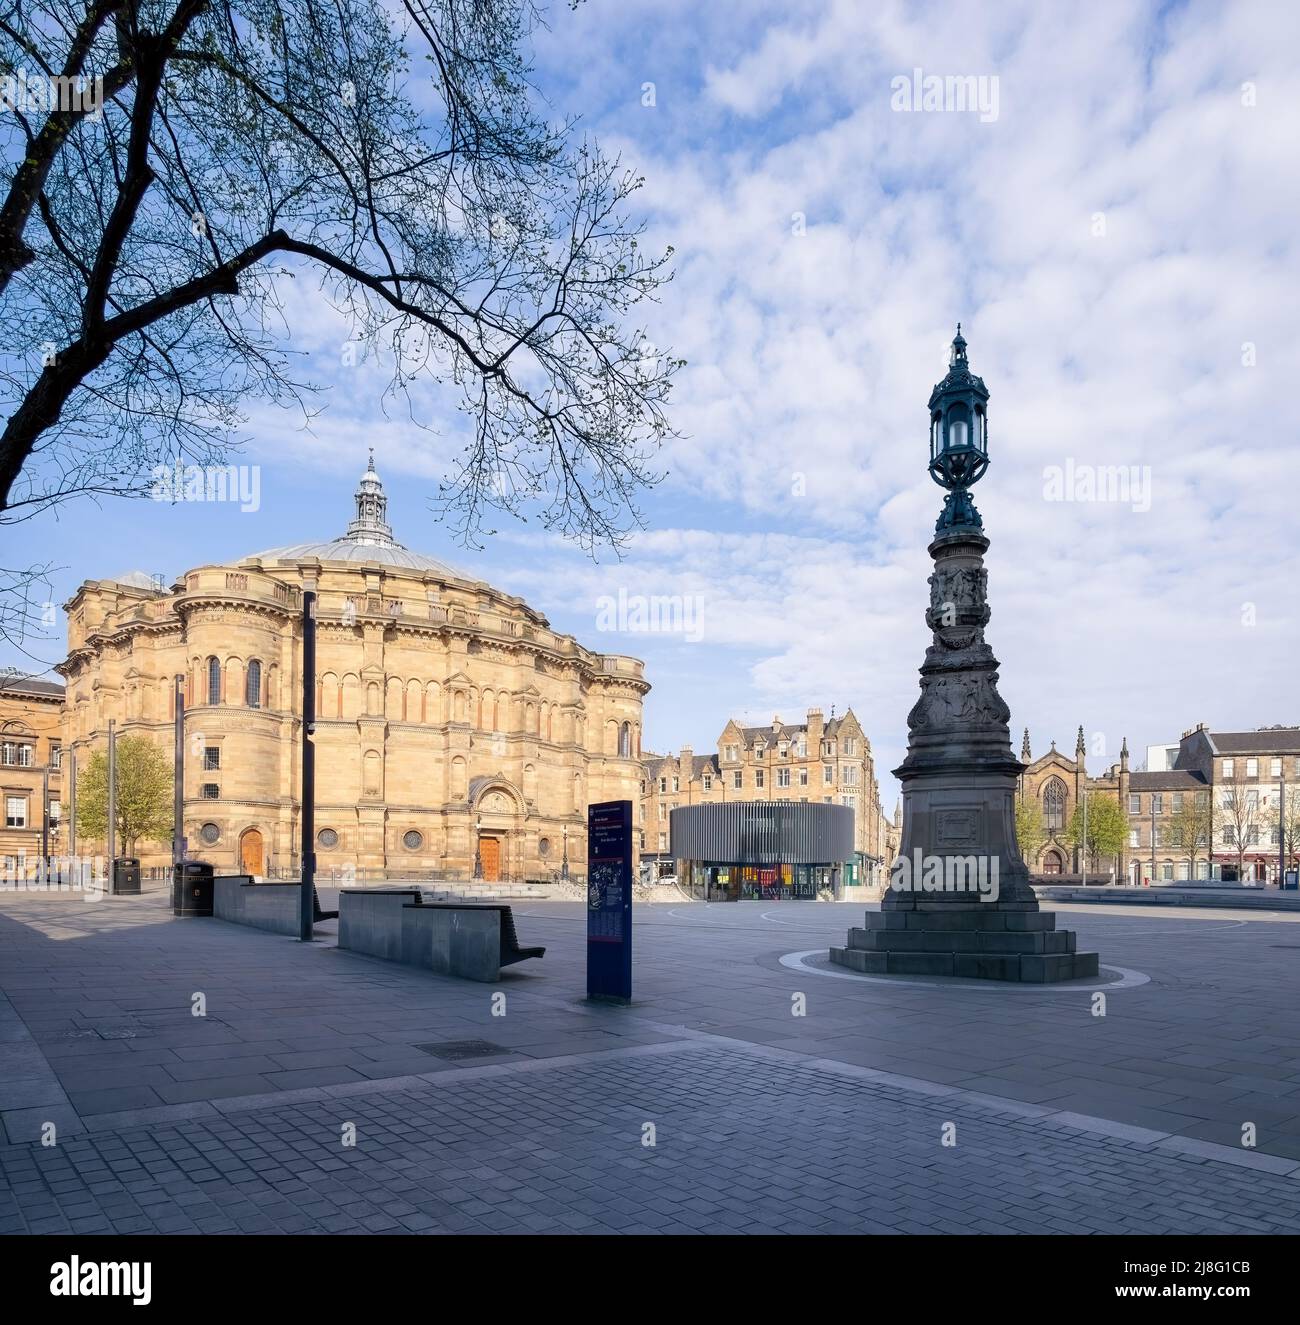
[1261,781,1300,878]
[1064,792,1127,873]
[1014,796,1047,865]
[1168,788,1216,879]
[1218,762,1264,882]
[75,734,173,855]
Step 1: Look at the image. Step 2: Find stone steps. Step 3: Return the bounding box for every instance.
[846,925,1075,954]
[830,905,1100,983]
[829,945,1099,982]
[867,907,1058,931]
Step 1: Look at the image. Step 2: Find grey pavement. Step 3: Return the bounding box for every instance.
[2,886,1299,1234]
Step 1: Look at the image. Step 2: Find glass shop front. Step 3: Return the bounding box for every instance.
[680,859,857,901]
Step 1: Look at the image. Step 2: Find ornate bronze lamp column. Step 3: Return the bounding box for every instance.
[831,328,1098,981]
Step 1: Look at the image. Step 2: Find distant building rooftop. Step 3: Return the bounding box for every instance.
[1210,729,1300,754]
[0,672,65,698]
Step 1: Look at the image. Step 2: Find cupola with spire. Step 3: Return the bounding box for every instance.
[344,448,396,547]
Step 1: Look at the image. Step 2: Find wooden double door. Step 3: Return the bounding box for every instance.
[240,829,264,876]
[479,835,501,882]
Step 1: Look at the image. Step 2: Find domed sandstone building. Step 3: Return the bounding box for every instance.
[57,456,648,881]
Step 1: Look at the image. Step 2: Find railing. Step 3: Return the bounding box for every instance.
[258,865,583,887]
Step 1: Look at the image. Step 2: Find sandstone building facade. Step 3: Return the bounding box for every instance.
[0,673,65,873]
[54,457,647,880]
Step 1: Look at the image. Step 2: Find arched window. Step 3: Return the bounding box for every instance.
[618,721,631,757]
[245,659,262,709]
[1043,777,1067,832]
[207,656,221,705]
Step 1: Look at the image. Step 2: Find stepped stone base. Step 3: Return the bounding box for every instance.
[829,906,1099,983]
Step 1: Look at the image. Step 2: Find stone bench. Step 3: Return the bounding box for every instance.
[214,879,337,935]
[213,878,300,936]
[338,888,424,962]
[337,892,544,982]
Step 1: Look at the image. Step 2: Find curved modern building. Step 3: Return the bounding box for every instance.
[670,801,855,900]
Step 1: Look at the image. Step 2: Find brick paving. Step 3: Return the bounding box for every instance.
[2,887,1299,1234]
[5,1043,1300,1236]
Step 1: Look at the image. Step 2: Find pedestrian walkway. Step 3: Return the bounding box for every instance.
[1,889,1298,1233]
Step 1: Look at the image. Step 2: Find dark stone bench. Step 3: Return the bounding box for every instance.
[416,903,545,969]
[337,892,543,981]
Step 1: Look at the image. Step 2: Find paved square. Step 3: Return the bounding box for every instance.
[2,887,1299,1234]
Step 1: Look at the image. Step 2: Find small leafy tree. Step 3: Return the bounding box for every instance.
[1219,762,1263,881]
[1014,796,1047,864]
[1064,793,1126,871]
[1262,782,1300,877]
[1168,789,1216,878]
[75,734,172,855]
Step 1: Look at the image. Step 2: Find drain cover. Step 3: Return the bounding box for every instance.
[413,1039,510,1061]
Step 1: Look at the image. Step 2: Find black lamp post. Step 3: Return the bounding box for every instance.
[473,813,483,878]
[561,823,570,882]
[830,324,1099,982]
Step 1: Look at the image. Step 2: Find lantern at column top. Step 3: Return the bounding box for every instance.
[927,324,990,493]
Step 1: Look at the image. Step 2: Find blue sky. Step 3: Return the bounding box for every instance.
[5,0,1299,809]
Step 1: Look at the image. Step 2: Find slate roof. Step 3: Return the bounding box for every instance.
[1210,729,1300,755]
[0,672,65,698]
[1127,770,1209,791]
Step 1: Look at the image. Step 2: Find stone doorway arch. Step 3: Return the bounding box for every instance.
[240,828,265,876]
[470,777,525,882]
[1041,848,1063,875]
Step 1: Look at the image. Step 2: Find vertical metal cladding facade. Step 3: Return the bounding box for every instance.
[669,801,854,865]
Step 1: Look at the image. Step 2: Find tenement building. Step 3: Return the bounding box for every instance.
[641,707,893,885]
[0,673,65,873]
[53,456,647,880]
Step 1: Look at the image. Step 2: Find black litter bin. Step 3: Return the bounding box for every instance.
[111,857,140,895]
[173,861,214,916]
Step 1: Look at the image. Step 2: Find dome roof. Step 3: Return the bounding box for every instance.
[241,450,466,579]
[107,570,163,591]
[244,538,463,575]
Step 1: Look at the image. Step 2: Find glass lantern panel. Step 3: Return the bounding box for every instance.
[949,418,968,449]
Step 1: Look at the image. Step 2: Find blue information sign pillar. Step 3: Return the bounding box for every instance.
[586,799,633,1004]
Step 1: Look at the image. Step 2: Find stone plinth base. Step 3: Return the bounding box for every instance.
[829,906,1099,982]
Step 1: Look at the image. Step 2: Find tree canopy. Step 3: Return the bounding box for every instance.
[0,0,678,551]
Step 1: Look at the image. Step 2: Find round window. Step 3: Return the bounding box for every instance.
[538,836,551,858]
[403,830,423,851]
[199,822,221,845]
[317,828,339,849]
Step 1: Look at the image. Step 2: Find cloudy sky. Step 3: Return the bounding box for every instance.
[6,0,1299,807]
